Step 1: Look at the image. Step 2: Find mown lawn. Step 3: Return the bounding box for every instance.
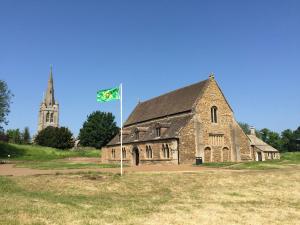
[0,166,299,225]
[0,142,100,161]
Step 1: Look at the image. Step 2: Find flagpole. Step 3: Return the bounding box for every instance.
[120,83,123,176]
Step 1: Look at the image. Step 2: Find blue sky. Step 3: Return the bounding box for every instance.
[1,0,299,136]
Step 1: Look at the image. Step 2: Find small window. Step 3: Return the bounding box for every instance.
[156,127,161,137]
[122,147,126,159]
[46,112,50,122]
[211,106,218,123]
[146,145,153,159]
[111,149,116,159]
[50,113,54,122]
[135,131,139,140]
[162,144,170,159]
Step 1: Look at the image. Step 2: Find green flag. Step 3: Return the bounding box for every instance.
[97,86,120,102]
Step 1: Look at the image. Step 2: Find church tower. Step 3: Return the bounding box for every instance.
[38,66,59,132]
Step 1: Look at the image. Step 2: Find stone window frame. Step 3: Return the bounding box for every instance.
[146,145,153,159]
[46,112,50,122]
[111,149,116,159]
[134,130,139,140]
[122,147,126,159]
[162,144,170,159]
[155,127,161,137]
[50,113,54,123]
[211,106,218,123]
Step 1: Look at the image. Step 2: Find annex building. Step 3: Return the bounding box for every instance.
[101,74,279,165]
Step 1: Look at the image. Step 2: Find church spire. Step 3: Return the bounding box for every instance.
[45,65,55,106]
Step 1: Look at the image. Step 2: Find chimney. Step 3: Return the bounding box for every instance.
[250,126,256,136]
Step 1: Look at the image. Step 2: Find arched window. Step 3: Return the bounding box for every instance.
[122,148,126,159]
[46,112,50,122]
[50,113,54,122]
[111,149,116,159]
[146,145,153,159]
[135,130,139,140]
[211,106,218,123]
[162,144,170,158]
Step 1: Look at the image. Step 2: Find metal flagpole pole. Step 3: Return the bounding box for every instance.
[120,83,123,176]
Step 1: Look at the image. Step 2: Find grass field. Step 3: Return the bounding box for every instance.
[198,152,300,170]
[0,166,300,225]
[0,143,100,161]
[1,143,300,224]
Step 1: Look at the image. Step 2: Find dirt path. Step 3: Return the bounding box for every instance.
[0,163,219,177]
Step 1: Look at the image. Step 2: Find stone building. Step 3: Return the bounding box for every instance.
[248,127,280,161]
[101,74,279,165]
[38,66,59,132]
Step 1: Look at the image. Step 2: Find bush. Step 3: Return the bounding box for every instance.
[35,126,74,149]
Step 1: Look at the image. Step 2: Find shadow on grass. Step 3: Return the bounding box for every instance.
[0,142,25,158]
[0,142,100,161]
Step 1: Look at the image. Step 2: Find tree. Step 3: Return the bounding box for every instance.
[6,129,22,144]
[35,126,74,149]
[79,111,119,149]
[292,127,300,151]
[0,80,13,130]
[281,129,294,152]
[259,128,282,151]
[259,128,271,143]
[22,127,31,144]
[238,122,261,137]
[238,122,250,134]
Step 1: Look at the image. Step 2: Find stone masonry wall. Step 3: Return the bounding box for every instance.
[193,78,252,162]
[101,139,178,165]
[177,118,196,164]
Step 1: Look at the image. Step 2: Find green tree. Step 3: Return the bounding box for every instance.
[238,122,250,134]
[0,80,13,130]
[259,128,282,151]
[35,126,74,149]
[79,111,119,149]
[22,127,31,144]
[6,129,22,144]
[281,129,293,152]
[238,122,261,137]
[259,128,270,143]
[293,127,300,151]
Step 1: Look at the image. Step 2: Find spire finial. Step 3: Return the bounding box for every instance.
[209,72,215,80]
[49,65,53,78]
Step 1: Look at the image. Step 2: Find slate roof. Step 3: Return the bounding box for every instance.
[247,134,279,152]
[107,114,192,146]
[124,79,210,127]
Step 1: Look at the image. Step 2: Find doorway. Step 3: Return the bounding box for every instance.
[257,152,262,161]
[132,147,140,166]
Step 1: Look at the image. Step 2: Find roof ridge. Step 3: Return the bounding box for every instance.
[124,78,210,126]
[139,79,209,105]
